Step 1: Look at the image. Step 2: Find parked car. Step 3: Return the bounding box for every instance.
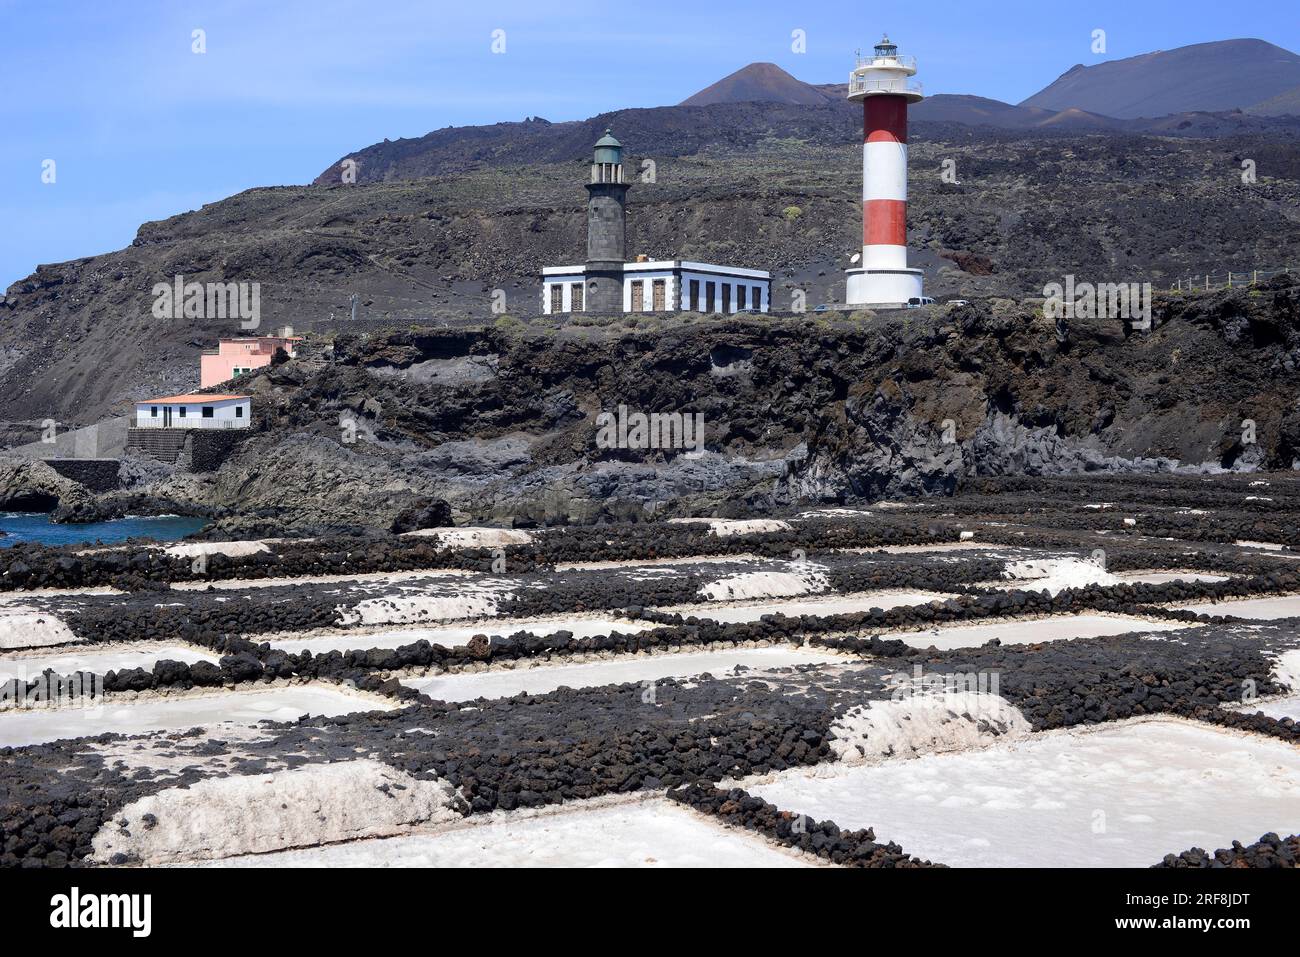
[947,299,969,306]
[906,296,936,308]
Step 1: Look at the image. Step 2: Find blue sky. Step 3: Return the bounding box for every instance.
[1,0,1297,288]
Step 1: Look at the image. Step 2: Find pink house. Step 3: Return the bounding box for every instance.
[200,335,302,388]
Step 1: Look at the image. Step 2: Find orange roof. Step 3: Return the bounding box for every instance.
[140,394,251,404]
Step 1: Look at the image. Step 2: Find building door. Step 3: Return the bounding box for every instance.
[689,280,699,311]
[631,281,644,312]
[652,279,665,311]
[550,285,563,314]
[163,406,172,427]
[721,284,731,313]
[705,282,715,313]
[572,283,585,312]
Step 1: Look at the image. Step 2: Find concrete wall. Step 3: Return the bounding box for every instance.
[541,274,584,314]
[679,270,769,313]
[2,416,131,460]
[622,270,675,312]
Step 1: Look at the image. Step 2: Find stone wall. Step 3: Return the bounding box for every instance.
[42,458,121,493]
[187,430,248,473]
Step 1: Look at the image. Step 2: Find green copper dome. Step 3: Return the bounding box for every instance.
[593,129,622,165]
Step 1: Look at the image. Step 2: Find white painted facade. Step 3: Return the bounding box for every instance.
[541,261,770,315]
[134,395,251,429]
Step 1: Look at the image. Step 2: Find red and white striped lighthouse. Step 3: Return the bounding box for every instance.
[845,36,925,307]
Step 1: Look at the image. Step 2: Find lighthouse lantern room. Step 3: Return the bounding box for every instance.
[844,35,925,308]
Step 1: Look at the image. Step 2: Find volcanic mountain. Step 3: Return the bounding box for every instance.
[679,62,834,106]
[1021,38,1300,119]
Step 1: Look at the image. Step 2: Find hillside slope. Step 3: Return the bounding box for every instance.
[4,122,1300,440]
[1022,39,1300,118]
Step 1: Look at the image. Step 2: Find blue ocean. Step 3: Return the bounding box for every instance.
[0,512,208,548]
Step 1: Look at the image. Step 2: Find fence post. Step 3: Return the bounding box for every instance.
[1228,272,1233,288]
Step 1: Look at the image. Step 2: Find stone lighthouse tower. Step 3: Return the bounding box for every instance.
[844,36,925,307]
[584,129,629,314]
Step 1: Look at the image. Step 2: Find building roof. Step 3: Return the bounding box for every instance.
[139,394,251,405]
[594,129,621,148]
[218,336,303,342]
[543,261,771,279]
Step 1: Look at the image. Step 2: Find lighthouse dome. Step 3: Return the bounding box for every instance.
[593,129,622,165]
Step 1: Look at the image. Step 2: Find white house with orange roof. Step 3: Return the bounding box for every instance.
[135,394,251,429]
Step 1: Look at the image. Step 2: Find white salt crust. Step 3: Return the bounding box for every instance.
[666,518,793,537]
[402,527,534,549]
[92,760,459,864]
[0,609,78,650]
[829,691,1032,765]
[697,564,829,601]
[163,541,272,559]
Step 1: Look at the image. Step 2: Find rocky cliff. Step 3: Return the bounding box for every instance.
[7,276,1297,535]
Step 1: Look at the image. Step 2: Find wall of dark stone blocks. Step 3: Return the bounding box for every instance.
[188,430,249,472]
[43,458,121,492]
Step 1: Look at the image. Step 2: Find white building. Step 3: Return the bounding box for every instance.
[541,131,772,316]
[542,260,770,315]
[134,394,251,429]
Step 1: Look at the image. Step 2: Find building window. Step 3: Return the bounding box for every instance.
[150,406,158,418]
[572,282,584,311]
[178,406,187,418]
[630,280,644,312]
[652,279,666,311]
[235,406,244,418]
[705,282,715,313]
[202,406,214,418]
[550,285,563,313]
[689,280,700,311]
[721,284,731,313]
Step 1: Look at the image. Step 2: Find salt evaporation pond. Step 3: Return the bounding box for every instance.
[748,719,1300,867]
[0,643,217,682]
[884,614,1195,651]
[269,616,653,656]
[660,590,948,624]
[1167,594,1300,619]
[404,646,842,702]
[201,800,811,868]
[0,685,390,748]
[1232,694,1300,721]
[1114,571,1229,585]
